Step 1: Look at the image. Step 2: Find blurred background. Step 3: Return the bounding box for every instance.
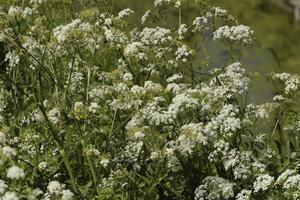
[116,0,300,102]
[117,0,300,72]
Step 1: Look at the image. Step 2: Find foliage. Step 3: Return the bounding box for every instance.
[0,0,299,199]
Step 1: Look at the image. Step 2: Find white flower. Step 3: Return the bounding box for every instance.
[124,141,143,162]
[0,131,6,144]
[88,102,99,113]
[30,188,44,199]
[141,10,151,24]
[192,16,208,32]
[7,166,25,179]
[154,0,170,7]
[124,42,143,58]
[284,77,300,94]
[253,174,274,192]
[175,45,193,62]
[283,174,300,189]
[150,151,159,160]
[117,8,134,19]
[273,95,285,102]
[213,25,254,44]
[104,18,112,26]
[130,85,146,95]
[2,146,17,158]
[23,8,32,17]
[8,6,23,17]
[276,169,296,185]
[134,131,145,139]
[0,180,7,194]
[47,181,62,195]
[123,73,133,81]
[74,101,84,112]
[2,192,19,200]
[48,108,60,124]
[5,51,20,70]
[176,135,194,156]
[213,62,249,98]
[194,177,235,200]
[140,27,172,46]
[30,0,46,5]
[167,74,183,83]
[180,123,207,145]
[100,158,110,167]
[273,73,300,94]
[206,7,227,18]
[167,92,199,118]
[166,83,181,94]
[38,161,48,171]
[61,189,74,200]
[178,24,188,40]
[273,72,290,81]
[174,0,181,8]
[53,19,90,42]
[236,189,252,200]
[86,148,100,156]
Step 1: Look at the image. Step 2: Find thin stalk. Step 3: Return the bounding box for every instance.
[109,109,118,137]
[178,5,182,28]
[81,140,97,184]
[86,67,91,102]
[60,149,79,194]
[81,140,102,197]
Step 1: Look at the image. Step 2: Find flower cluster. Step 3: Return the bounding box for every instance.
[0,0,299,199]
[213,25,254,45]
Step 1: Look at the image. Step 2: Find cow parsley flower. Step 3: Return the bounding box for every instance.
[0,180,7,194]
[117,8,134,19]
[47,181,62,195]
[273,73,300,94]
[206,7,227,18]
[2,192,19,200]
[140,27,172,45]
[253,174,274,192]
[8,6,32,18]
[141,10,151,24]
[276,169,296,185]
[53,19,82,42]
[175,45,193,62]
[38,161,48,171]
[5,51,20,70]
[194,177,235,200]
[0,131,6,144]
[2,146,17,158]
[61,189,74,200]
[236,189,252,200]
[167,74,183,83]
[213,25,254,45]
[178,24,188,40]
[192,16,208,32]
[7,166,25,179]
[100,158,110,167]
[134,131,145,140]
[124,42,143,58]
[48,108,60,124]
[154,0,170,7]
[283,174,300,190]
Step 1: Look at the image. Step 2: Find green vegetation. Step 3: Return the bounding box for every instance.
[1,0,300,199]
[210,0,300,73]
[120,0,300,73]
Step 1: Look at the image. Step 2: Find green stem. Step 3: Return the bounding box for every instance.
[60,149,78,194]
[81,140,97,183]
[81,140,102,197]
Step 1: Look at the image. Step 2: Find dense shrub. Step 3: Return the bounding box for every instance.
[0,0,300,199]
